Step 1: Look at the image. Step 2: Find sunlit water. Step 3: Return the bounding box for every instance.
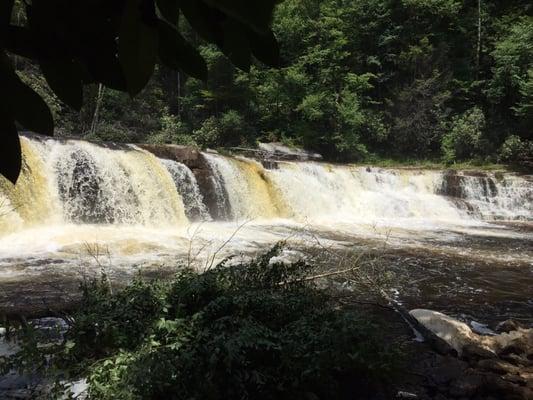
[0,135,531,324]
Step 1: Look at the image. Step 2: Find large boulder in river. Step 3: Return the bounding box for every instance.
[409,309,533,359]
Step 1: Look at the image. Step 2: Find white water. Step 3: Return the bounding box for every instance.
[161,159,210,221]
[0,135,531,274]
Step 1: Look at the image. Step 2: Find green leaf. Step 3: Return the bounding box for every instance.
[12,80,54,136]
[156,0,180,26]
[0,111,21,184]
[157,20,207,81]
[203,0,277,33]
[40,59,84,111]
[0,0,14,29]
[3,26,38,59]
[178,0,219,43]
[119,0,159,96]
[249,30,280,67]
[221,19,251,72]
[0,53,54,136]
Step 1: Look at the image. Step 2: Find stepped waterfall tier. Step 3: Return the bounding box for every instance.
[0,135,532,323]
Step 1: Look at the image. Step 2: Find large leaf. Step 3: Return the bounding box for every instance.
[178,0,220,44]
[203,0,277,33]
[156,0,180,26]
[0,53,54,136]
[40,58,84,110]
[249,30,280,68]
[3,26,39,59]
[119,0,159,96]
[0,0,14,29]
[157,20,207,81]
[221,19,251,72]
[0,114,21,184]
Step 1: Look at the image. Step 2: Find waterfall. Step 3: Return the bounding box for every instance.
[0,136,188,234]
[161,159,210,221]
[202,153,288,220]
[203,154,532,223]
[0,135,531,241]
[454,173,532,221]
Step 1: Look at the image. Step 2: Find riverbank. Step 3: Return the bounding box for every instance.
[1,266,531,400]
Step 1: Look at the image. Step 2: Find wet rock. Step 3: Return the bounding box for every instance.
[137,144,202,168]
[409,309,482,356]
[477,359,520,375]
[483,376,533,400]
[497,320,525,334]
[448,372,483,397]
[463,343,498,361]
[410,309,533,360]
[430,355,468,385]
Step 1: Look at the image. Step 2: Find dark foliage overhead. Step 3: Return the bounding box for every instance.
[0,0,281,183]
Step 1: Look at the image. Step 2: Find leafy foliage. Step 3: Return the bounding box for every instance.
[1,247,401,399]
[4,0,533,172]
[442,107,486,164]
[0,0,280,183]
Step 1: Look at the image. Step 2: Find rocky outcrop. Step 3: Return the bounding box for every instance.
[136,144,203,168]
[410,309,533,399]
[138,145,230,220]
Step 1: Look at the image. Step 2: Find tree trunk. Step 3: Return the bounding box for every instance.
[477,0,482,72]
[90,84,105,136]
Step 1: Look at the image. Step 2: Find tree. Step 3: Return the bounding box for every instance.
[0,0,281,183]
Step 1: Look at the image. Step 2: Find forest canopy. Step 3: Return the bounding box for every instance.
[0,0,280,183]
[3,0,533,181]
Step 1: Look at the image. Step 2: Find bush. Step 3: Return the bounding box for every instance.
[148,112,196,146]
[498,135,533,164]
[441,107,485,163]
[2,247,401,400]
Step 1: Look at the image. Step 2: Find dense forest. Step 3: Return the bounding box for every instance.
[14,0,533,164]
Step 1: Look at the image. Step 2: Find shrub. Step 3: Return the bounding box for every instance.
[441,107,485,163]
[148,112,196,146]
[498,135,533,164]
[2,247,401,400]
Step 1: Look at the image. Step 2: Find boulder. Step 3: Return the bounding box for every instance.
[137,144,202,168]
[409,309,533,360]
[497,320,525,334]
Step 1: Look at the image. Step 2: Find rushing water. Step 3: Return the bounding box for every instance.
[0,135,531,324]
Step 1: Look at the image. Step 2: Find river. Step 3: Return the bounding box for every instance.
[0,135,531,326]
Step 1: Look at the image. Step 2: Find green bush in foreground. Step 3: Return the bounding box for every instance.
[2,247,401,399]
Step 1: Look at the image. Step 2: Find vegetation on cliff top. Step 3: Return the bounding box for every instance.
[10,0,533,168]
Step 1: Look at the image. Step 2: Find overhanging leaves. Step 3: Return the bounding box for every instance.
[155,0,180,26]
[40,59,84,110]
[0,0,281,183]
[203,0,277,33]
[221,19,251,72]
[157,20,207,81]
[0,53,54,136]
[119,0,159,96]
[0,112,21,184]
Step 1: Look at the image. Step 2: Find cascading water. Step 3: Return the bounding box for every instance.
[161,159,210,221]
[1,135,531,326]
[1,136,531,239]
[449,172,532,221]
[0,136,188,233]
[202,153,288,220]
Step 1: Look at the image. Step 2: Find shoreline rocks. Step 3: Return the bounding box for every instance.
[409,309,533,399]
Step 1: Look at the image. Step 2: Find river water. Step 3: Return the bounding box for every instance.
[0,135,531,326]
